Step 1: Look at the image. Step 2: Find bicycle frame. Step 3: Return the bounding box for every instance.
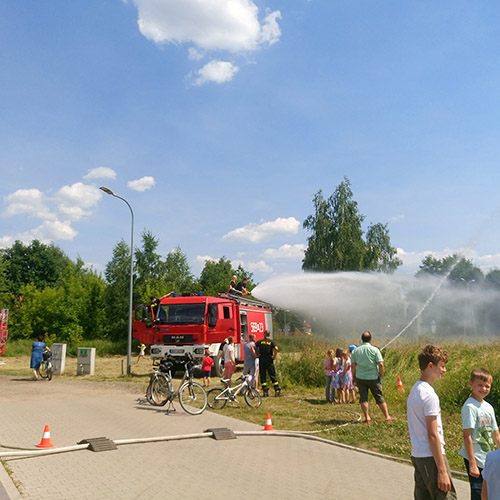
[146,354,207,415]
[217,377,250,400]
[207,374,262,409]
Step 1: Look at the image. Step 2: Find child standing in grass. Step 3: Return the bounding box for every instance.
[334,348,346,404]
[458,368,500,500]
[201,348,214,388]
[341,349,356,403]
[324,349,336,403]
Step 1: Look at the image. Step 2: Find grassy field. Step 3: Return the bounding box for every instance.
[3,337,500,475]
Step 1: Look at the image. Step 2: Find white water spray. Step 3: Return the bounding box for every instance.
[252,269,500,343]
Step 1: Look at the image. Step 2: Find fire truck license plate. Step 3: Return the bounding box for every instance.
[169,349,185,354]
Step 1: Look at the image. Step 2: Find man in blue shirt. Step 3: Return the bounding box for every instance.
[351,331,393,424]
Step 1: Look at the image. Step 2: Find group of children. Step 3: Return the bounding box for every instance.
[323,345,356,404]
[408,344,500,500]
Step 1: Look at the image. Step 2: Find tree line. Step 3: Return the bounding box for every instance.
[3,175,495,346]
[411,254,500,336]
[0,234,254,345]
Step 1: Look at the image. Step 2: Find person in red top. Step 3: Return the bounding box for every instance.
[202,348,214,388]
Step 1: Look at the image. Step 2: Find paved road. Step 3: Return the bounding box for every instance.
[0,376,469,499]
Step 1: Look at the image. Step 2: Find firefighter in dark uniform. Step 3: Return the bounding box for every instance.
[150,292,174,322]
[255,330,281,397]
[150,296,160,320]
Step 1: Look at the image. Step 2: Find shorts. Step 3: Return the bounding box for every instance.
[356,378,385,404]
[202,370,211,378]
[411,456,457,500]
[243,364,256,376]
[223,362,235,378]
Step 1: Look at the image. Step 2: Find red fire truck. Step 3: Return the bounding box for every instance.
[132,293,273,376]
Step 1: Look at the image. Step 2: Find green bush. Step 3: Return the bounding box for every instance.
[273,337,500,416]
[3,339,33,357]
[276,335,348,388]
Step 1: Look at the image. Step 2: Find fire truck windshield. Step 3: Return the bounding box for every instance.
[156,303,206,325]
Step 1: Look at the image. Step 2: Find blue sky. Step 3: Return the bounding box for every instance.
[2,0,500,284]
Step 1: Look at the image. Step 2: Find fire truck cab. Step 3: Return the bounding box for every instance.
[133,293,273,376]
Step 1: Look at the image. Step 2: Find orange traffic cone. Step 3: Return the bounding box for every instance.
[263,413,274,431]
[36,424,54,448]
[397,376,404,392]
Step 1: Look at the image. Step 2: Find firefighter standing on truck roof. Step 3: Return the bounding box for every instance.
[255,330,281,397]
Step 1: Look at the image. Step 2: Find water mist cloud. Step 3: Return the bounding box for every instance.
[252,272,500,340]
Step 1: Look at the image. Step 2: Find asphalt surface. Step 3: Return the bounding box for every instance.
[0,375,470,499]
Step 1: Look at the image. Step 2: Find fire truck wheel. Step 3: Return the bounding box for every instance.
[207,388,227,410]
[214,352,224,378]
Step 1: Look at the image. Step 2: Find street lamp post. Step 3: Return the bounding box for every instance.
[100,186,134,375]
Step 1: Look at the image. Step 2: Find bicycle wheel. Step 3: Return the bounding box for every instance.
[207,388,227,410]
[38,362,48,379]
[150,375,171,406]
[146,380,155,405]
[179,382,207,415]
[244,387,262,408]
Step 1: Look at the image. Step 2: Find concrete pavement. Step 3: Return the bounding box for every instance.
[0,376,469,499]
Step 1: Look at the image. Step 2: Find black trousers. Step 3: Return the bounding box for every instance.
[260,360,278,386]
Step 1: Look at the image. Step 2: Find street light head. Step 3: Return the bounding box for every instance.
[99,186,115,196]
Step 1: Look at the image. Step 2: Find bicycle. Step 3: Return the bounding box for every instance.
[39,350,53,381]
[146,354,207,415]
[207,374,262,409]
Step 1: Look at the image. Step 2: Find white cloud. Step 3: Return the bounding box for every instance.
[259,10,282,46]
[2,182,101,246]
[128,176,156,192]
[55,182,102,221]
[476,253,500,269]
[389,214,405,222]
[3,188,54,220]
[0,235,14,249]
[19,219,78,243]
[396,247,500,275]
[83,166,117,180]
[133,0,281,52]
[230,259,272,274]
[262,243,306,260]
[196,255,215,264]
[247,260,273,273]
[223,217,300,243]
[188,47,204,61]
[194,60,239,85]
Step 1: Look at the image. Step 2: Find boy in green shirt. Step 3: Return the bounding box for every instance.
[459,368,500,500]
